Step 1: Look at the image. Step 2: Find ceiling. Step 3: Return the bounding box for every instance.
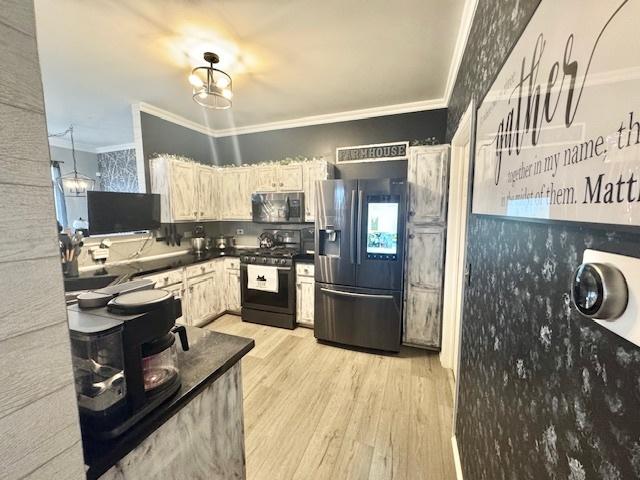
[35,0,466,148]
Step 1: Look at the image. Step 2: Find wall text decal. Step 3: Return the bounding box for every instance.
[474,0,640,226]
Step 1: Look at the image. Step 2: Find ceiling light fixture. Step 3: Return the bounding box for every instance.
[189,52,233,109]
[48,125,95,197]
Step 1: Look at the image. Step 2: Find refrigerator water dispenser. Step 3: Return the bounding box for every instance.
[319,228,341,257]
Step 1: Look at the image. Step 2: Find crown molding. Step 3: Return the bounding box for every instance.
[48,136,98,153]
[443,0,478,105]
[94,143,136,154]
[137,102,218,137]
[134,98,447,139]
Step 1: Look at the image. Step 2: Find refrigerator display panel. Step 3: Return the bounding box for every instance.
[366,201,399,260]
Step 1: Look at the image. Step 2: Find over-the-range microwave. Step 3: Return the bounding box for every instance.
[251,192,305,223]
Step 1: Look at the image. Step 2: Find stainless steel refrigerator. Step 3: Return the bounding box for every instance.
[314,178,406,352]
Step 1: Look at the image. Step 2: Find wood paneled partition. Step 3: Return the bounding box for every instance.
[0,1,84,478]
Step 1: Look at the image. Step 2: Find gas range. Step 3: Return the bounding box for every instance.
[240,247,298,267]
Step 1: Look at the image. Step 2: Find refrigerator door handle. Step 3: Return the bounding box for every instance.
[350,190,356,264]
[320,287,394,300]
[356,190,363,264]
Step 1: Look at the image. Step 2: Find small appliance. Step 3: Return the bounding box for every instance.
[214,235,235,251]
[251,192,305,223]
[314,178,406,352]
[68,282,188,439]
[240,229,300,329]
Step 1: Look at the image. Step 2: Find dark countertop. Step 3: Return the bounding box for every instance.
[65,248,249,292]
[84,327,254,480]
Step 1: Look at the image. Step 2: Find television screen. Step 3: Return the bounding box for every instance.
[87,191,161,235]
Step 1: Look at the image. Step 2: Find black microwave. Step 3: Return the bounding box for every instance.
[251,192,305,223]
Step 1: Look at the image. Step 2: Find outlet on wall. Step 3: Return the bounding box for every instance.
[236,229,244,235]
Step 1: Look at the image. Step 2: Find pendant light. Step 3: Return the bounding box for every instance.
[49,125,95,197]
[189,52,233,109]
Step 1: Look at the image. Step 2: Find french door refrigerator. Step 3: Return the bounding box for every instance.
[314,178,406,352]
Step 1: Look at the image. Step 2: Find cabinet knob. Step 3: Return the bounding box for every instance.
[280,182,284,186]
[200,211,204,215]
[409,234,415,239]
[409,210,415,216]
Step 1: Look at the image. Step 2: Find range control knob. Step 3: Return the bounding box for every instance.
[250,256,256,263]
[262,258,268,264]
[280,259,287,265]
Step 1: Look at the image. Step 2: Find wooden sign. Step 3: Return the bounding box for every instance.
[473,0,640,227]
[336,142,408,164]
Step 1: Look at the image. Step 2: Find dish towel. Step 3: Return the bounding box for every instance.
[247,264,279,293]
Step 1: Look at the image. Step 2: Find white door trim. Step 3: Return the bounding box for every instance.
[452,435,464,480]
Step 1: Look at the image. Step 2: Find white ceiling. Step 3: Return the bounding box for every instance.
[35,0,466,148]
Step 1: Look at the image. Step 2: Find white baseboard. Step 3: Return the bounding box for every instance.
[452,435,464,480]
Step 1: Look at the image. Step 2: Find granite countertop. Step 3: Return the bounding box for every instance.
[65,248,251,291]
[83,327,254,480]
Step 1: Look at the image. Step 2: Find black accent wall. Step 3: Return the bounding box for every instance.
[448,1,640,479]
[140,109,447,189]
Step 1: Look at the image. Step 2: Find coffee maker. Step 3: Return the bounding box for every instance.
[68,282,188,439]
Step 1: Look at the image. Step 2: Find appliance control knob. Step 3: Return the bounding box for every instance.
[262,258,268,264]
[280,259,287,265]
[250,256,256,263]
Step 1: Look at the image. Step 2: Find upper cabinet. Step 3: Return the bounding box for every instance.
[151,156,332,223]
[302,160,334,222]
[254,164,303,193]
[150,156,219,223]
[407,146,449,224]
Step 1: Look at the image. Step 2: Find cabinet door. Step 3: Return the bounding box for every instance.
[296,276,314,327]
[403,284,441,348]
[220,169,238,219]
[302,161,328,221]
[277,164,303,192]
[407,147,448,224]
[164,283,187,326]
[407,227,444,289]
[170,161,197,221]
[197,166,218,221]
[225,269,241,313]
[238,168,255,219]
[254,166,278,192]
[187,274,216,327]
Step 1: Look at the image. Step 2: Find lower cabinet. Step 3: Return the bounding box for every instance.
[187,273,219,327]
[164,282,186,325]
[403,284,442,347]
[225,268,241,314]
[295,263,315,327]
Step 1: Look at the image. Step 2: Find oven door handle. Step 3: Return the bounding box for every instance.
[320,288,393,300]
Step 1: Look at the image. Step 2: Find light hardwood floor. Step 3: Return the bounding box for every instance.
[206,314,456,480]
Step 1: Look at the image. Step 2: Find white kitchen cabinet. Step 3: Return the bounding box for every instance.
[220,167,253,220]
[403,145,450,349]
[302,160,333,222]
[225,269,241,313]
[253,166,278,192]
[277,164,304,191]
[187,273,218,327]
[295,263,314,327]
[197,165,219,221]
[169,160,198,221]
[407,145,449,224]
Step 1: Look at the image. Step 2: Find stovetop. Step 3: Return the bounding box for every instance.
[240,246,299,266]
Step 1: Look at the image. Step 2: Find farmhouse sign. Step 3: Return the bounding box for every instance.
[336,142,408,164]
[473,0,640,226]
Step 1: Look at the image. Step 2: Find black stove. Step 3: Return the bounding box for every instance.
[240,247,298,267]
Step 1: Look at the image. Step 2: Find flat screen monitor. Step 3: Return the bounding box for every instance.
[366,201,399,259]
[87,191,161,235]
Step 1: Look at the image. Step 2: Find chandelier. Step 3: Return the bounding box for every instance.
[189,52,233,109]
[49,125,95,197]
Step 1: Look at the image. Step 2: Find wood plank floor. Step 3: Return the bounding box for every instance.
[206,314,456,480]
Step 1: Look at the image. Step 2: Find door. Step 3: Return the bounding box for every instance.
[238,168,254,219]
[254,166,278,193]
[187,274,216,326]
[355,178,406,291]
[408,147,447,224]
[197,166,218,221]
[403,226,445,348]
[302,161,326,222]
[277,164,303,191]
[314,282,401,352]
[314,179,358,287]
[170,161,197,221]
[240,265,294,315]
[296,275,314,326]
[225,268,241,313]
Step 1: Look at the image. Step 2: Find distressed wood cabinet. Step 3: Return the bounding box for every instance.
[220,167,253,220]
[302,160,334,222]
[403,145,450,349]
[277,164,304,191]
[197,165,219,221]
[295,263,315,327]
